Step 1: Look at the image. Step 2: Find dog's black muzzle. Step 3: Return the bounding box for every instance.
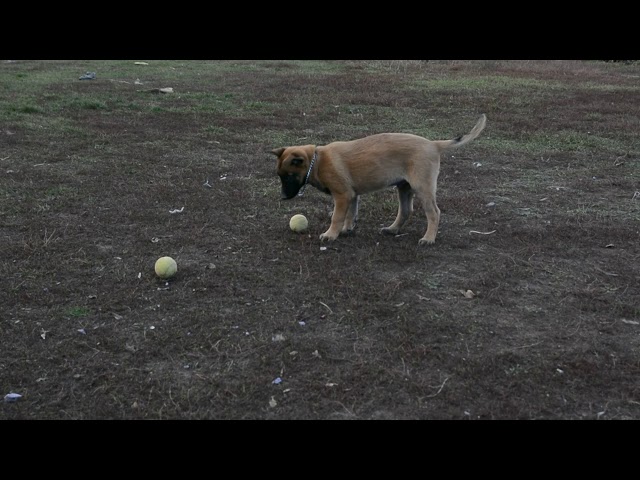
[280,174,303,199]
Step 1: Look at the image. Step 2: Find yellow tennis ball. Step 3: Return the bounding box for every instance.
[155,256,177,279]
[289,214,308,233]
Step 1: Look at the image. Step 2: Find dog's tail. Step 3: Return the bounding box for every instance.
[435,114,486,152]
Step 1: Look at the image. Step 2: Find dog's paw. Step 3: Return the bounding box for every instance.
[319,232,338,242]
[418,238,436,246]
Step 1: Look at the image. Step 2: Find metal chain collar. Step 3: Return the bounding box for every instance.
[297,149,318,197]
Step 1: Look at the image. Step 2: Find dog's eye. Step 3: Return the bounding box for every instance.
[291,158,304,166]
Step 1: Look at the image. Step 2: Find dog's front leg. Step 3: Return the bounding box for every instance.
[342,195,360,234]
[320,193,351,241]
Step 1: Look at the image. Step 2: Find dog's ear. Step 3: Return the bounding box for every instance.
[271,147,286,157]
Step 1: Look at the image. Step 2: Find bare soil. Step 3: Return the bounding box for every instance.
[1,60,639,419]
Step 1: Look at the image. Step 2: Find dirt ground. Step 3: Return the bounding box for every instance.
[1,60,639,419]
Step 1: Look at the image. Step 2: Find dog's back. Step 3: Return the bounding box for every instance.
[327,113,486,168]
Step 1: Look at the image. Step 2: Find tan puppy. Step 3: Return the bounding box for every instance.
[272,114,486,245]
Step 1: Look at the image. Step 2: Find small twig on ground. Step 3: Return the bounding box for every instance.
[621,319,640,326]
[1,154,12,161]
[566,319,583,337]
[319,301,333,314]
[632,191,640,200]
[426,377,449,398]
[43,228,57,247]
[401,357,409,376]
[469,230,496,235]
[513,341,543,350]
[336,401,356,418]
[594,267,619,277]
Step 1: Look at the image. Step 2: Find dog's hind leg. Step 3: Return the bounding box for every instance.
[381,182,413,236]
[415,184,440,245]
[342,195,360,234]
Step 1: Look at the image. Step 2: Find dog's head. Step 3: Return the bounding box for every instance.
[271,145,314,199]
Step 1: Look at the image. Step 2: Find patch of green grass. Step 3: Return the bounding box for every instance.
[412,75,567,92]
[579,82,640,92]
[66,306,90,317]
[202,125,230,135]
[122,101,144,111]
[555,131,626,152]
[411,75,638,94]
[585,112,605,121]
[243,101,275,112]
[564,202,640,222]
[39,186,78,209]
[482,130,638,156]
[421,276,442,290]
[263,131,302,149]
[67,97,108,111]
[362,60,430,73]
[8,104,44,114]
[255,60,349,74]
[18,116,89,136]
[45,186,75,197]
